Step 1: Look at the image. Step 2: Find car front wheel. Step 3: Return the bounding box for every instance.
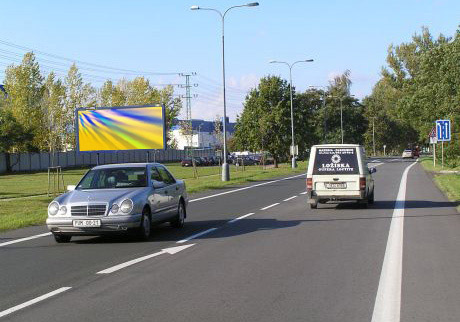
[54,234,71,243]
[137,207,151,241]
[170,202,185,228]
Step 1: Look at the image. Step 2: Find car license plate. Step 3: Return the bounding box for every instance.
[73,219,101,227]
[325,182,347,189]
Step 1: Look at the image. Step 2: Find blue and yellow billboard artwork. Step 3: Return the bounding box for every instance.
[76,105,166,152]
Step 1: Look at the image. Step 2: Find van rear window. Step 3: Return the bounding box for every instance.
[313,148,359,174]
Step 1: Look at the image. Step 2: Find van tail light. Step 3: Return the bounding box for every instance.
[306,178,313,191]
[360,177,366,190]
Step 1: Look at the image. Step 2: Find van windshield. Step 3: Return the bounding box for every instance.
[313,148,359,175]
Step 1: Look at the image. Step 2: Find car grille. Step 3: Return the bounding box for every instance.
[71,204,107,217]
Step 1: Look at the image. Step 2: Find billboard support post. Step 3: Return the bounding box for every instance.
[146,151,149,163]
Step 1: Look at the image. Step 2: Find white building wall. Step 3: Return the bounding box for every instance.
[170,129,231,150]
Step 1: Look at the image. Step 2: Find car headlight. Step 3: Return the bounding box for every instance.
[110,204,120,214]
[120,199,133,213]
[48,201,59,216]
[57,205,67,216]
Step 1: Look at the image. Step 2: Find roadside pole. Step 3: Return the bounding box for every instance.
[433,143,436,168]
[441,141,444,169]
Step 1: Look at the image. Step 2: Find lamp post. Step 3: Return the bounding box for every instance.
[270,59,314,168]
[191,2,259,181]
[309,85,328,143]
[327,94,354,144]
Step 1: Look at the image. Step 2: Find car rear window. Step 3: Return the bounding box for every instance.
[313,147,359,175]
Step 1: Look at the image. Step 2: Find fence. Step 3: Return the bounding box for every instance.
[0,149,215,174]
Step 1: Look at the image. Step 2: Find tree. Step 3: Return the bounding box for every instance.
[213,115,223,149]
[234,76,292,167]
[43,72,66,152]
[3,52,46,150]
[64,64,84,150]
[364,27,459,156]
[0,108,33,152]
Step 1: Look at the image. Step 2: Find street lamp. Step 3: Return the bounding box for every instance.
[309,85,328,143]
[191,2,259,181]
[270,59,314,168]
[327,94,355,144]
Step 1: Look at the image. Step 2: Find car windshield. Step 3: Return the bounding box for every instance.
[76,167,147,189]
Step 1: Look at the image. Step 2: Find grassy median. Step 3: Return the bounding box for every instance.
[0,161,307,231]
[420,157,460,211]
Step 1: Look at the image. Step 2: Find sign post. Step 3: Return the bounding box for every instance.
[429,126,437,168]
[436,120,451,169]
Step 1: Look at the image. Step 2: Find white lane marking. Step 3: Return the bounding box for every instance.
[0,232,52,247]
[371,161,417,322]
[97,244,195,274]
[283,196,298,202]
[0,287,71,318]
[299,192,308,195]
[369,162,384,167]
[260,203,280,211]
[176,228,218,244]
[189,173,306,203]
[228,213,255,224]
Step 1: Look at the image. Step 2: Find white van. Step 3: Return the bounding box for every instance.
[306,144,376,209]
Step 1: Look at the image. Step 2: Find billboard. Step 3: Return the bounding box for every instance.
[76,105,166,152]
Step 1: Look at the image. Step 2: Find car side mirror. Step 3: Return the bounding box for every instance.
[151,181,164,189]
[67,185,76,191]
[369,168,377,174]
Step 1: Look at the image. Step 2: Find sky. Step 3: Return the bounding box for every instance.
[0,0,458,121]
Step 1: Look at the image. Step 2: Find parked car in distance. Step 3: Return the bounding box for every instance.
[402,149,414,159]
[46,163,188,243]
[306,144,376,209]
[235,156,258,166]
[181,157,203,167]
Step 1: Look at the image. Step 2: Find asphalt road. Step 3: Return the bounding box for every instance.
[1,158,459,321]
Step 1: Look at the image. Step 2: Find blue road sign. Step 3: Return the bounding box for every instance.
[436,120,451,141]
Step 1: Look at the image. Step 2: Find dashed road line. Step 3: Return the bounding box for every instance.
[283,196,297,202]
[0,287,72,318]
[228,213,255,224]
[176,228,218,244]
[97,244,195,274]
[189,173,306,203]
[260,203,280,211]
[299,192,308,195]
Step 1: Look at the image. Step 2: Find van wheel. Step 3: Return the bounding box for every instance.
[358,200,368,209]
[368,189,375,204]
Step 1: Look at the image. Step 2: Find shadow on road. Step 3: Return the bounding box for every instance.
[73,218,305,245]
[329,199,458,210]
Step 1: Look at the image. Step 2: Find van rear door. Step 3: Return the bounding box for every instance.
[312,147,361,196]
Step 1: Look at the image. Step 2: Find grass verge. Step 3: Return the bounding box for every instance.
[420,156,460,211]
[0,161,306,231]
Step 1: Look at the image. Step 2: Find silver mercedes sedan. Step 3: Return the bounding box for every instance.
[46,163,188,243]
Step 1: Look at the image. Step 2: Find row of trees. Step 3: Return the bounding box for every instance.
[233,27,459,164]
[233,71,365,165]
[0,52,182,153]
[363,27,459,158]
